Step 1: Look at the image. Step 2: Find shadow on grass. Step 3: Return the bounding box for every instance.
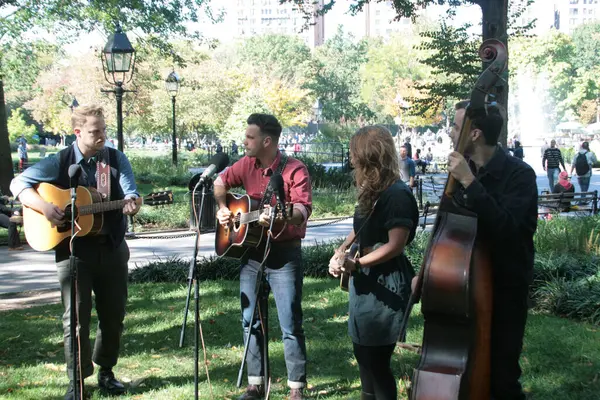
[3,279,598,399]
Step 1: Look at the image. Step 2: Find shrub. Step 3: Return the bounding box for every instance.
[129,255,239,283]
[532,276,600,325]
[533,253,600,285]
[129,240,341,284]
[294,155,354,189]
[535,216,600,255]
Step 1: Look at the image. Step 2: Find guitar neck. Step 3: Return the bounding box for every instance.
[79,198,141,216]
[240,209,262,224]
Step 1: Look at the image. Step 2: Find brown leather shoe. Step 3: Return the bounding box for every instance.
[238,385,264,400]
[290,388,304,400]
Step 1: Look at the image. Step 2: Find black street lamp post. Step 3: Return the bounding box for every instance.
[165,70,180,166]
[100,23,135,152]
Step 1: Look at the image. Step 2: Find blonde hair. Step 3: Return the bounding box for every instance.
[71,105,105,130]
[350,125,400,216]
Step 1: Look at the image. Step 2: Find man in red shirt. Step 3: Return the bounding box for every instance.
[214,113,312,400]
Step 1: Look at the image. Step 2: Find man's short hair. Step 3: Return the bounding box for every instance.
[247,113,282,139]
[455,100,503,146]
[72,105,105,130]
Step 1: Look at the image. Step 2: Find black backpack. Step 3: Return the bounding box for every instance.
[575,151,590,176]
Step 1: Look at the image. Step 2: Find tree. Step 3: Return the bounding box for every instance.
[6,107,37,142]
[237,34,312,85]
[360,34,431,124]
[282,0,512,140]
[571,22,600,71]
[304,27,373,123]
[0,0,219,194]
[412,22,481,116]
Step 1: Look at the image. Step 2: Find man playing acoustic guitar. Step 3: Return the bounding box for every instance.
[214,113,312,400]
[10,105,140,399]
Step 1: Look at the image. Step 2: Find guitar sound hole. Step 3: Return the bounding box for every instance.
[57,205,78,233]
[233,212,241,231]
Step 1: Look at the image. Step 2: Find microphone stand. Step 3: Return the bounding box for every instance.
[69,186,81,400]
[236,205,278,399]
[179,179,209,400]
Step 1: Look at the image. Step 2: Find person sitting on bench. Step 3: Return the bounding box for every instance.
[552,171,575,212]
[0,195,23,250]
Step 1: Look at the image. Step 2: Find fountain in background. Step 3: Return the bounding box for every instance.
[508,70,553,174]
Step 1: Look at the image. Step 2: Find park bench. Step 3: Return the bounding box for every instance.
[538,191,598,216]
[416,188,598,230]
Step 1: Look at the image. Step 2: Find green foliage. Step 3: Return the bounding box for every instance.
[1,280,600,399]
[6,107,37,142]
[294,155,354,189]
[304,27,373,123]
[128,155,194,187]
[223,88,271,143]
[534,216,600,255]
[129,255,239,283]
[533,276,600,325]
[360,34,429,121]
[129,240,343,284]
[413,22,480,116]
[237,34,312,85]
[571,22,600,71]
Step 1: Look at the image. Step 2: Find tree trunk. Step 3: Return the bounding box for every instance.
[476,0,509,146]
[0,79,15,195]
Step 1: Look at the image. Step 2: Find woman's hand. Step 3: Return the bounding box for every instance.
[342,257,357,273]
[328,250,344,277]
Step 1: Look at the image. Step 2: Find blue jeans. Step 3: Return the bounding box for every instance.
[239,245,307,388]
[547,168,559,190]
[578,175,591,193]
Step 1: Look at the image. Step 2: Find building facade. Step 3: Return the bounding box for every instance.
[232,0,324,47]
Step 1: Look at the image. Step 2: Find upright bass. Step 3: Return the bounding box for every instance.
[409,39,508,400]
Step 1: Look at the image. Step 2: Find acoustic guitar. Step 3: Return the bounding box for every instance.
[339,243,359,291]
[215,193,292,259]
[22,183,173,251]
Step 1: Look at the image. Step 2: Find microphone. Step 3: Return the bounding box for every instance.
[270,173,287,220]
[188,153,230,191]
[68,164,82,198]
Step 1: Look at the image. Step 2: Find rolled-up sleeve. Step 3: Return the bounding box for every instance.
[10,155,61,199]
[217,158,246,190]
[116,152,139,199]
[289,164,312,221]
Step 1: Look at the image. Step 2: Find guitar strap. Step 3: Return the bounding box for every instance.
[259,154,288,209]
[95,149,111,200]
[343,199,378,252]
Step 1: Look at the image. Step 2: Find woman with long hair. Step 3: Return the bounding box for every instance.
[329,126,419,399]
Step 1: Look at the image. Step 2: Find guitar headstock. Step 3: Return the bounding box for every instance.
[144,191,174,206]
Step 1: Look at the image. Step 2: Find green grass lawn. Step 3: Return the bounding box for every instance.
[1,279,599,399]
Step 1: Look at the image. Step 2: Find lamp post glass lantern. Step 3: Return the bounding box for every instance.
[101,23,135,152]
[166,71,180,165]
